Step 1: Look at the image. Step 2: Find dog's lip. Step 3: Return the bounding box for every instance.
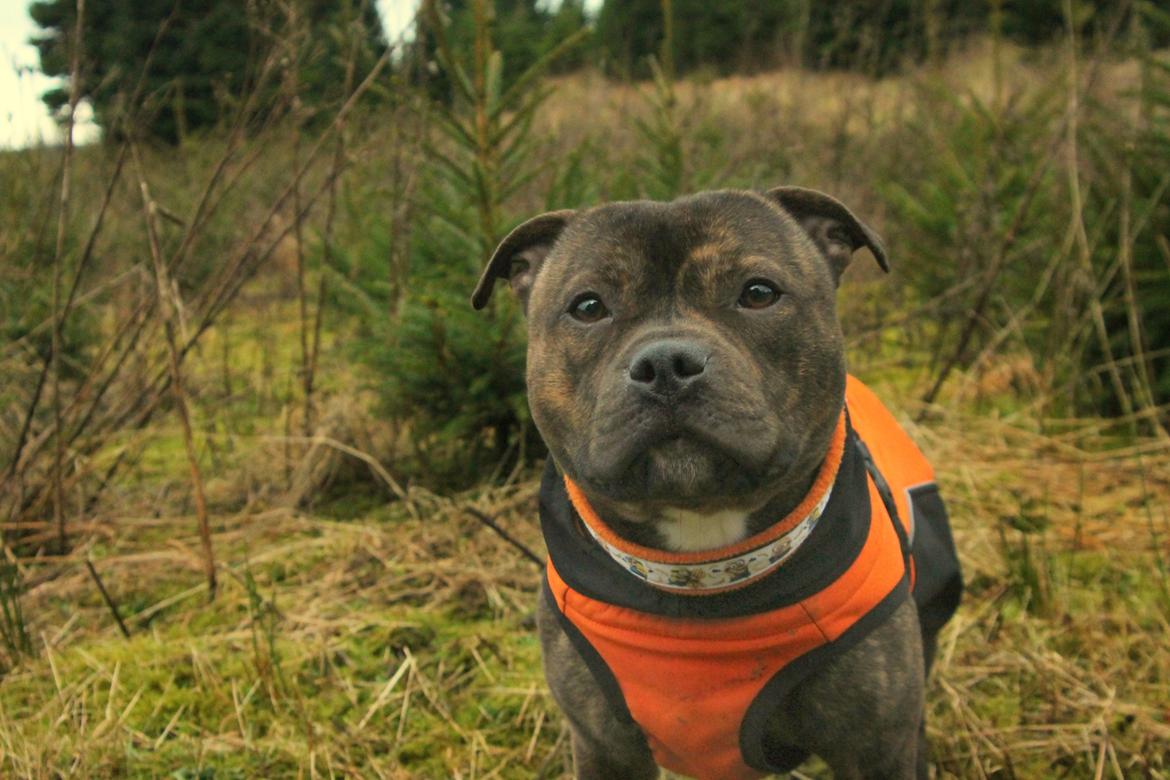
[576,452,757,506]
[616,420,723,460]
[578,422,763,497]
[610,414,775,469]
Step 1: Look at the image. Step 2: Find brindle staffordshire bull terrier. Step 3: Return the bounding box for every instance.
[471,187,961,780]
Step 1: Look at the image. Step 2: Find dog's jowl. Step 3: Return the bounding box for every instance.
[472,188,963,780]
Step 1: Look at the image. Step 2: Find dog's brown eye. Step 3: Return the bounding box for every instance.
[738,281,780,309]
[569,294,610,323]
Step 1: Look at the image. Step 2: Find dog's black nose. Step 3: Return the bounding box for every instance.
[628,340,708,397]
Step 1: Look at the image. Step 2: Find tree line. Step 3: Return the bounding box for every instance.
[31,0,1167,142]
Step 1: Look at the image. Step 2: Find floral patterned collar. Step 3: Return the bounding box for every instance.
[563,412,846,595]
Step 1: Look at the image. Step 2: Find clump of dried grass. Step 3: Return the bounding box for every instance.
[912,397,1170,779]
[0,468,554,777]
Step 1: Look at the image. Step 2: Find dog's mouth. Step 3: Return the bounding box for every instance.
[575,417,779,505]
[642,435,741,497]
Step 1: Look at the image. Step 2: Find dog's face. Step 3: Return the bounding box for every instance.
[473,188,886,521]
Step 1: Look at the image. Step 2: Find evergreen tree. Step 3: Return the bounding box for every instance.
[1000,0,1170,47]
[545,0,590,74]
[405,0,578,98]
[590,0,1153,77]
[593,0,665,78]
[30,0,387,144]
[594,0,791,77]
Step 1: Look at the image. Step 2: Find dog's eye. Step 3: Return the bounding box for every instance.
[569,294,610,323]
[738,281,781,309]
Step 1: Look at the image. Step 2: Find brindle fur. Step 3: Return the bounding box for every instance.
[475,188,931,779]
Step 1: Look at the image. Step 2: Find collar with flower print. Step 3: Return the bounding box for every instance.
[562,411,846,595]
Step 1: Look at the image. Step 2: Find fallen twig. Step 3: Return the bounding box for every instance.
[84,558,130,639]
[464,507,543,568]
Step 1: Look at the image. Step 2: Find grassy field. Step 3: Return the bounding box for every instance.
[2,33,1170,780]
[1,287,1168,778]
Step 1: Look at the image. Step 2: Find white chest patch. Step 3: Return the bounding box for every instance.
[658,508,751,552]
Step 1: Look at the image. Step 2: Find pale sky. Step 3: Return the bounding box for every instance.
[0,0,90,147]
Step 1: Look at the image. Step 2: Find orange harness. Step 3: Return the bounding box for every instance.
[539,377,961,780]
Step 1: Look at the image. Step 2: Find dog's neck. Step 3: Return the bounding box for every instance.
[561,415,846,593]
[585,451,828,554]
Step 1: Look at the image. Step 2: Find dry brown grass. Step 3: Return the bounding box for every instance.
[915,400,1170,778]
[2,349,1168,778]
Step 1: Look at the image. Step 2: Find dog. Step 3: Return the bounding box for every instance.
[471,187,962,780]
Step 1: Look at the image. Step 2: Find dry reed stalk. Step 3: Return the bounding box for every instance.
[1114,138,1167,441]
[219,312,232,397]
[307,3,364,431]
[2,8,186,521]
[193,48,391,330]
[275,433,413,513]
[957,216,1085,392]
[921,10,1131,415]
[3,367,48,522]
[60,296,157,454]
[2,149,126,499]
[294,197,311,433]
[37,50,390,522]
[2,302,157,524]
[463,508,543,567]
[281,8,312,441]
[131,145,217,601]
[282,398,293,489]
[5,253,133,356]
[306,266,327,435]
[2,51,258,524]
[164,49,284,280]
[48,0,86,554]
[919,122,1066,411]
[1062,1,1136,428]
[385,96,423,317]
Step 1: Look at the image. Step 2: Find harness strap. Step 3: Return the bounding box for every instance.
[853,435,914,582]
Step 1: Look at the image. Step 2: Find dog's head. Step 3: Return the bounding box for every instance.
[473,187,886,523]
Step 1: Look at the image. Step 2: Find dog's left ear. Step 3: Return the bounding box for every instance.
[471,210,576,313]
[766,186,888,284]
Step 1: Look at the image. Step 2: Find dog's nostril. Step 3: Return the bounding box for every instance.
[673,353,705,379]
[629,357,657,384]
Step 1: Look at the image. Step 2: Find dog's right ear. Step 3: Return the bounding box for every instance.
[471,210,576,313]
[765,186,888,285]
